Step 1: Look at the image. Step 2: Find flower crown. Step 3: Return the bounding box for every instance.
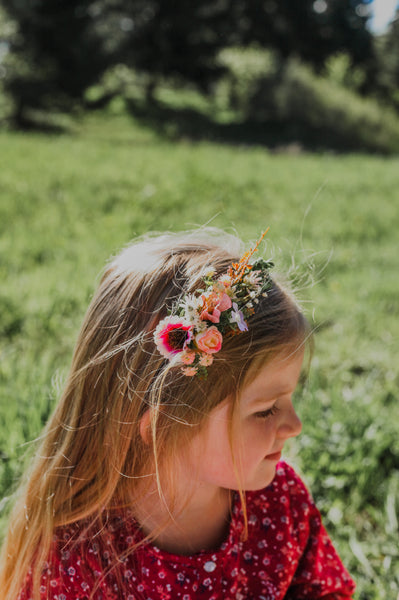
[153,230,274,378]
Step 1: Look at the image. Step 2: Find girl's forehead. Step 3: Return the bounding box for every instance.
[240,350,305,405]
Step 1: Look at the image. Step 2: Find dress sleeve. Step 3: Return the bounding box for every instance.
[283,463,356,599]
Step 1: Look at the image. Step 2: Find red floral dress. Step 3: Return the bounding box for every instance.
[20,462,355,599]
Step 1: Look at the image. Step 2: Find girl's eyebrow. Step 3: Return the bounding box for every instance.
[248,397,275,409]
[247,386,295,408]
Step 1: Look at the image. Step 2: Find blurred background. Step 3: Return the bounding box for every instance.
[0,1,398,598]
[1,0,399,150]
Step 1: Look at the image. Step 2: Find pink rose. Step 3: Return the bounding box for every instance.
[200,292,232,323]
[200,307,221,323]
[195,326,223,354]
[218,292,232,311]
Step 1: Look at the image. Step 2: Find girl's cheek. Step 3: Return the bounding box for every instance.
[235,416,276,454]
[245,417,275,438]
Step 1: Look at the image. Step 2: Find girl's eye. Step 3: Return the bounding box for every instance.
[254,405,280,419]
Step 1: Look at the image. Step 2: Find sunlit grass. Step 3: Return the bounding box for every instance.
[0,112,398,597]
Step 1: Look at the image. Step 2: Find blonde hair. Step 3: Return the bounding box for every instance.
[0,229,310,600]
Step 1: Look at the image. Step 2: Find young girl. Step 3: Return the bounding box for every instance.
[0,228,355,600]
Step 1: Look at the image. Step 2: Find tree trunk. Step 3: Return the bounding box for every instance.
[145,78,157,104]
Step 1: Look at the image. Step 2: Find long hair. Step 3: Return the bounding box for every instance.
[0,229,311,600]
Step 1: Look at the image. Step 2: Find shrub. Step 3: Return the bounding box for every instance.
[218,47,399,153]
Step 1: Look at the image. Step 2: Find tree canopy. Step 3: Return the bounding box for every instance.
[0,0,379,124]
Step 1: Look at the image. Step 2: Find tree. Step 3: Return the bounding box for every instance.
[0,0,376,125]
[1,0,117,125]
[1,0,234,121]
[230,0,374,70]
[118,0,375,96]
[105,0,233,102]
[374,10,399,109]
[116,0,375,103]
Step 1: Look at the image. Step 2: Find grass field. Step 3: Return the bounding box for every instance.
[0,111,398,598]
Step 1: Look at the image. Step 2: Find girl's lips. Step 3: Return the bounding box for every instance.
[265,450,282,461]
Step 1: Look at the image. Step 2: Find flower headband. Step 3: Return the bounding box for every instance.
[153,230,274,378]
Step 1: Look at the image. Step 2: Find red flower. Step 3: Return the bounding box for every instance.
[154,317,193,359]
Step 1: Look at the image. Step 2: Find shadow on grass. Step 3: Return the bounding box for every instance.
[6,98,392,154]
[125,98,388,154]
[3,115,69,135]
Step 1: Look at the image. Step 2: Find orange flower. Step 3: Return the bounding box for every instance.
[228,228,269,284]
[181,366,198,376]
[180,350,196,365]
[199,353,214,366]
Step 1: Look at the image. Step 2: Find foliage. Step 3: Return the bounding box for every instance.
[289,371,399,598]
[217,47,399,153]
[116,0,229,98]
[324,52,366,91]
[229,0,373,70]
[0,114,398,598]
[0,0,375,126]
[0,0,119,125]
[372,12,399,112]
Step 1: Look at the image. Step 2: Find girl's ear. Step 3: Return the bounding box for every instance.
[139,409,151,444]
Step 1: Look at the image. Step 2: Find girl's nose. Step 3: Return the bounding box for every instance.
[278,406,302,439]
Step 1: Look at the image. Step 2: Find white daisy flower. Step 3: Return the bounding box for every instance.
[202,267,216,278]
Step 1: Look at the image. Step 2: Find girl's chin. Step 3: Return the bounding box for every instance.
[264,450,282,462]
[238,469,279,492]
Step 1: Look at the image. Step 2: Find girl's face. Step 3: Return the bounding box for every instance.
[186,350,304,493]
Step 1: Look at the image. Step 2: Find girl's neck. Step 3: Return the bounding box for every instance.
[134,484,233,555]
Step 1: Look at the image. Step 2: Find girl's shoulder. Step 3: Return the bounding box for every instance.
[241,461,356,597]
[243,460,318,543]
